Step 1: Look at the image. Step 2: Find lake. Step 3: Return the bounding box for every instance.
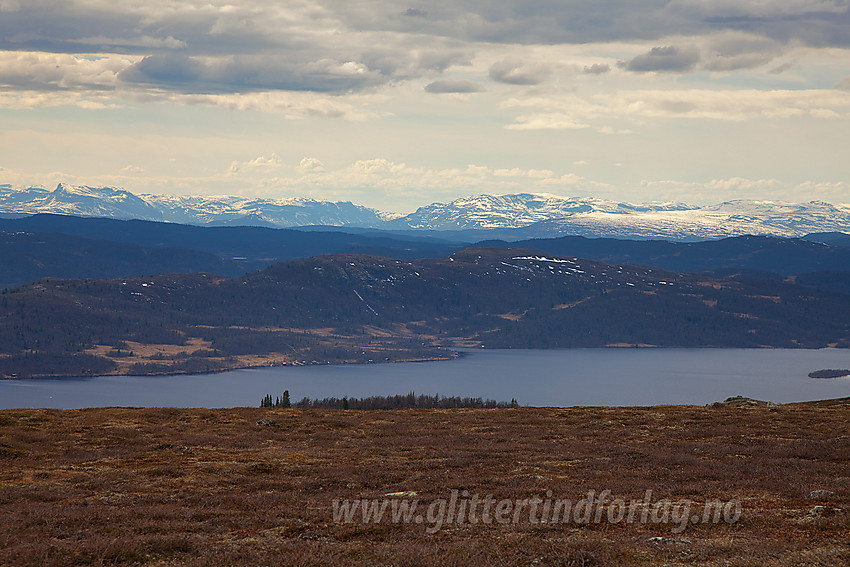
[1,348,849,409]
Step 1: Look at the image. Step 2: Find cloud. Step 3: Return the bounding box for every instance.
[0,51,131,92]
[3,2,850,59]
[493,168,555,179]
[299,157,325,171]
[0,1,846,107]
[119,165,145,175]
[424,79,482,93]
[617,33,786,74]
[489,59,550,85]
[593,88,850,120]
[228,154,283,174]
[582,63,610,75]
[119,53,382,94]
[622,46,701,73]
[8,148,850,211]
[506,113,591,130]
[503,88,850,124]
[162,91,383,120]
[0,1,471,97]
[637,177,850,203]
[357,1,850,48]
[836,77,850,90]
[700,32,784,71]
[768,62,795,74]
[72,35,187,50]
[403,8,428,18]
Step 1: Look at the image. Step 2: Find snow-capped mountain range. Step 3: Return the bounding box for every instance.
[2,183,849,240]
[0,184,384,228]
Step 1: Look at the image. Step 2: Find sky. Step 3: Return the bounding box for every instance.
[1,1,849,213]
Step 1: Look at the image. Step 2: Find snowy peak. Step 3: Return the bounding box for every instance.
[43,184,164,219]
[0,184,163,220]
[398,193,693,230]
[0,184,384,228]
[140,194,384,227]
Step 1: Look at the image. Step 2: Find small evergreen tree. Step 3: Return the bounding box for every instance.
[260,391,293,408]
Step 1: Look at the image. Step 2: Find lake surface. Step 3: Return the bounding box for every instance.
[1,348,849,409]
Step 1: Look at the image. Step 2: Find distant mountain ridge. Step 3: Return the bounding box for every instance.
[393,193,691,230]
[5,214,850,291]
[3,183,850,239]
[0,214,460,289]
[0,184,385,228]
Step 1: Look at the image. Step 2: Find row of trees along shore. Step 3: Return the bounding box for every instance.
[260,391,519,410]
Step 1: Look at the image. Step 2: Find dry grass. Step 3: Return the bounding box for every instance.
[0,404,848,566]
[75,328,455,378]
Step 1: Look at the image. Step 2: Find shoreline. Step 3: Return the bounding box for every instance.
[0,350,461,381]
[3,343,848,381]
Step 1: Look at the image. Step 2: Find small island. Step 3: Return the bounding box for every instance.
[808,368,850,379]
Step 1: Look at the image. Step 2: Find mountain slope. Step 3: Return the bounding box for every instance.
[0,214,463,280]
[3,248,849,377]
[476,234,850,276]
[804,232,850,247]
[0,230,244,290]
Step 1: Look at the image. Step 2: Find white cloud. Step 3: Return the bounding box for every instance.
[503,88,850,125]
[7,155,850,212]
[119,165,145,175]
[506,113,591,130]
[493,168,555,179]
[228,154,283,174]
[156,91,384,120]
[596,88,850,120]
[424,79,483,93]
[0,51,134,91]
[582,63,610,74]
[299,157,325,171]
[0,90,122,109]
[489,59,551,85]
[636,177,850,203]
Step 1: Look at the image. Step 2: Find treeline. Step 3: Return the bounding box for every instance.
[261,392,519,410]
[0,352,116,379]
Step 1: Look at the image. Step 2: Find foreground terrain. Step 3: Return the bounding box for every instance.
[1,404,848,566]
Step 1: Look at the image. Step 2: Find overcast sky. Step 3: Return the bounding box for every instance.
[1,0,849,212]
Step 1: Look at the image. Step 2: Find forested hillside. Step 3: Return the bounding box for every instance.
[2,248,850,378]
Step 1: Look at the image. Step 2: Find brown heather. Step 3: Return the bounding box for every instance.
[0,403,848,566]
